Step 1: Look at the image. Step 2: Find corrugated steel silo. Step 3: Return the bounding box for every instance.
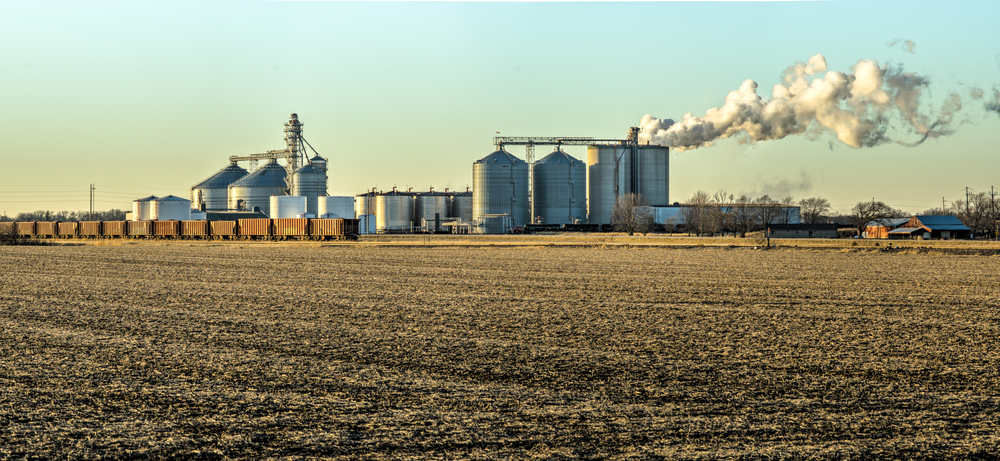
[634,145,669,206]
[291,164,326,216]
[532,148,586,225]
[587,144,631,225]
[355,192,377,218]
[375,190,414,231]
[309,154,327,172]
[473,148,529,233]
[132,196,158,221]
[228,159,287,217]
[190,162,248,211]
[151,195,191,221]
[450,190,473,223]
[414,191,450,222]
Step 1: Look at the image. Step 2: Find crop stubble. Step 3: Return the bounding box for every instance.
[1,245,999,459]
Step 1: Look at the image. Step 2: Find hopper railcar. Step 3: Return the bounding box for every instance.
[2,218,360,241]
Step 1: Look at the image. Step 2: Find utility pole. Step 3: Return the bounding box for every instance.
[966,186,970,217]
[89,184,94,221]
[942,197,946,214]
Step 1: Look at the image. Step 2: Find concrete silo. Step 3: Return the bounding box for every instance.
[532,148,586,225]
[190,162,248,211]
[228,159,287,217]
[473,148,529,233]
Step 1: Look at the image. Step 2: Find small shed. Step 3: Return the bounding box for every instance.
[888,215,971,240]
[865,218,910,239]
[767,223,839,238]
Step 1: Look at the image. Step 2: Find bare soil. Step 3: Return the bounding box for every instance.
[1,245,998,459]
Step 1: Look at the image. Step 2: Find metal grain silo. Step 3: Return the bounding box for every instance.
[228,159,287,217]
[473,148,529,233]
[450,190,473,223]
[132,196,157,221]
[355,192,377,218]
[190,162,248,211]
[414,191,450,222]
[587,144,631,225]
[152,195,192,221]
[375,190,414,232]
[634,145,669,206]
[532,148,586,225]
[291,164,327,216]
[309,154,327,173]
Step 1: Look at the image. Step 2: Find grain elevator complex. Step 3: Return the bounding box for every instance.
[183,114,668,234]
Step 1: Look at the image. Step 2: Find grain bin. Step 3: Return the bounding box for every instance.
[190,162,248,211]
[450,189,473,223]
[532,148,586,225]
[151,195,192,221]
[228,159,287,217]
[132,196,158,221]
[319,196,354,219]
[634,145,669,206]
[414,191,450,222]
[291,163,327,216]
[355,191,377,218]
[375,190,414,231]
[270,195,307,219]
[586,144,631,225]
[473,148,529,233]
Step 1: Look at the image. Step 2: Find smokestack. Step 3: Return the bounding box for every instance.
[640,54,966,151]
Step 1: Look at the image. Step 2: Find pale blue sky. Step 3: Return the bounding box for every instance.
[1,0,998,216]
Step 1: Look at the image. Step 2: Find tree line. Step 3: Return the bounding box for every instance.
[0,209,128,223]
[671,191,831,237]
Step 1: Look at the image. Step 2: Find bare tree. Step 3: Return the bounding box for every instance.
[777,195,797,224]
[754,195,782,230]
[711,190,735,235]
[679,190,713,236]
[798,197,831,224]
[612,193,654,236]
[952,191,997,236]
[731,195,756,237]
[851,200,902,237]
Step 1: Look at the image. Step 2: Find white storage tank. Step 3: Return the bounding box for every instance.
[132,196,158,221]
[291,163,327,216]
[152,195,192,221]
[358,214,376,234]
[414,191,450,221]
[376,190,414,231]
[190,210,207,220]
[450,189,473,223]
[270,195,307,219]
[319,196,354,219]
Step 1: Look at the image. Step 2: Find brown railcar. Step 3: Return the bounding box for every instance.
[210,220,237,238]
[16,222,35,236]
[273,218,309,238]
[153,221,180,238]
[79,221,102,237]
[58,222,78,237]
[36,222,58,237]
[238,219,271,238]
[181,221,209,238]
[127,220,152,238]
[103,221,127,237]
[344,218,360,236]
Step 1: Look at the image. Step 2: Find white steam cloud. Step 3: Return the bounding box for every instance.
[640,54,964,151]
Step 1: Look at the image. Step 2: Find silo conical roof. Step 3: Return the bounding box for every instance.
[134,195,158,202]
[193,163,249,189]
[475,149,522,165]
[230,160,287,188]
[294,164,324,175]
[536,149,579,165]
[156,195,188,202]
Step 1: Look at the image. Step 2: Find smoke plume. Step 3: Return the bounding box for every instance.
[640,54,963,151]
[987,87,1000,118]
[887,38,916,54]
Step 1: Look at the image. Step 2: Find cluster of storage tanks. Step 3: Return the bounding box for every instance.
[355,189,473,232]
[189,155,331,218]
[132,195,203,221]
[471,142,668,232]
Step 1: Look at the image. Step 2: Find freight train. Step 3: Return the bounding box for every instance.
[0,218,360,241]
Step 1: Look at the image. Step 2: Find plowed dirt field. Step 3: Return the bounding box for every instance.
[2,244,998,459]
